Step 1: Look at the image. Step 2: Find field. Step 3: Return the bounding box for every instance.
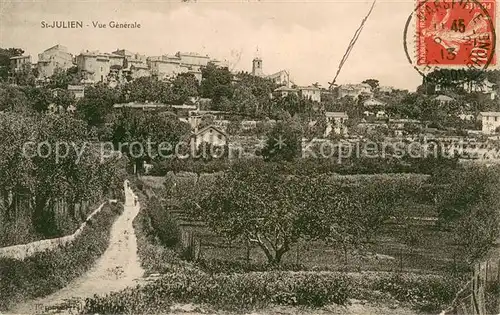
[140,173,465,275]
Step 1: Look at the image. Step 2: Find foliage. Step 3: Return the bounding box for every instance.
[369,273,461,312]
[77,83,121,126]
[110,109,190,171]
[197,164,403,265]
[0,47,24,81]
[171,72,199,104]
[200,63,233,107]
[362,79,380,90]
[0,84,32,113]
[48,66,81,89]
[0,202,122,311]
[0,112,125,240]
[82,270,352,313]
[434,165,500,263]
[146,196,181,248]
[262,118,303,162]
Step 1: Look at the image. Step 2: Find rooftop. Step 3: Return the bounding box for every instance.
[10,55,30,60]
[434,95,455,101]
[480,112,500,117]
[325,111,348,118]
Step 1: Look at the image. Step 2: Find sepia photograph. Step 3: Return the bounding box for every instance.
[0,0,499,314]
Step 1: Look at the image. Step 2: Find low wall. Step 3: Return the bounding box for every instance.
[0,201,110,261]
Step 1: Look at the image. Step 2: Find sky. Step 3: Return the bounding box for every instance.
[1,0,490,91]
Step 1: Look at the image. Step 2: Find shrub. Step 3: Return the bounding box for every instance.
[196,258,306,274]
[0,202,122,311]
[82,271,352,313]
[130,187,190,275]
[369,273,461,312]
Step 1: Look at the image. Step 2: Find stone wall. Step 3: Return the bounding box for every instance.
[0,201,110,261]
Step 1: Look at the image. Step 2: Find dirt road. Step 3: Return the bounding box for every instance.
[10,184,144,315]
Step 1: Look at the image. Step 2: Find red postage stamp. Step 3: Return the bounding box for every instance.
[416,0,496,67]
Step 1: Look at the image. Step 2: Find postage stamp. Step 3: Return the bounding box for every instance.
[415,0,496,68]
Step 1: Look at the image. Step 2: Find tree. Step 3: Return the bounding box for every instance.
[171,72,199,104]
[197,166,398,265]
[435,165,500,263]
[0,84,31,113]
[0,48,24,81]
[232,85,259,115]
[122,76,171,103]
[262,118,303,162]
[77,83,121,126]
[362,79,380,90]
[48,66,80,89]
[12,63,36,86]
[198,168,317,264]
[200,63,233,105]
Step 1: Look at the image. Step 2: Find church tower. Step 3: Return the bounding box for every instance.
[252,57,263,77]
[251,46,263,77]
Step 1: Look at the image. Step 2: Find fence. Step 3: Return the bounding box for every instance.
[0,201,109,260]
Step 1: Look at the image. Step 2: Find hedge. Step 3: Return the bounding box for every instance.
[83,270,352,313]
[148,156,458,176]
[0,201,123,311]
[82,269,463,314]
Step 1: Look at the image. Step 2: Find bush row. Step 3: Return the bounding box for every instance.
[82,269,462,314]
[83,270,352,313]
[196,258,307,274]
[365,273,462,313]
[0,201,123,311]
[131,189,186,275]
[148,156,458,176]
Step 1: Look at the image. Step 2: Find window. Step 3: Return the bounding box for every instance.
[496,116,498,122]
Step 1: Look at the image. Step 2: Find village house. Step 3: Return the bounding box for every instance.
[113,102,169,111]
[273,86,298,98]
[10,55,32,72]
[266,70,291,88]
[76,51,125,83]
[479,112,500,134]
[298,86,321,102]
[37,45,74,79]
[435,78,497,100]
[363,97,386,107]
[378,86,393,94]
[191,125,228,148]
[67,85,85,99]
[388,118,422,137]
[337,83,372,99]
[325,112,348,136]
[433,94,455,105]
[147,52,210,83]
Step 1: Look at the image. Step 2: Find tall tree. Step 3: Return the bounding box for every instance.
[0,48,24,81]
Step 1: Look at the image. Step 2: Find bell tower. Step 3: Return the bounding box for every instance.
[252,46,263,77]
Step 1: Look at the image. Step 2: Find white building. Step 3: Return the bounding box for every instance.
[37,44,74,79]
[363,97,386,107]
[298,86,321,102]
[325,112,348,136]
[191,125,228,148]
[479,112,500,134]
[68,85,85,99]
[337,83,372,99]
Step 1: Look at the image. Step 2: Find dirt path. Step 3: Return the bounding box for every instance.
[10,184,144,315]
